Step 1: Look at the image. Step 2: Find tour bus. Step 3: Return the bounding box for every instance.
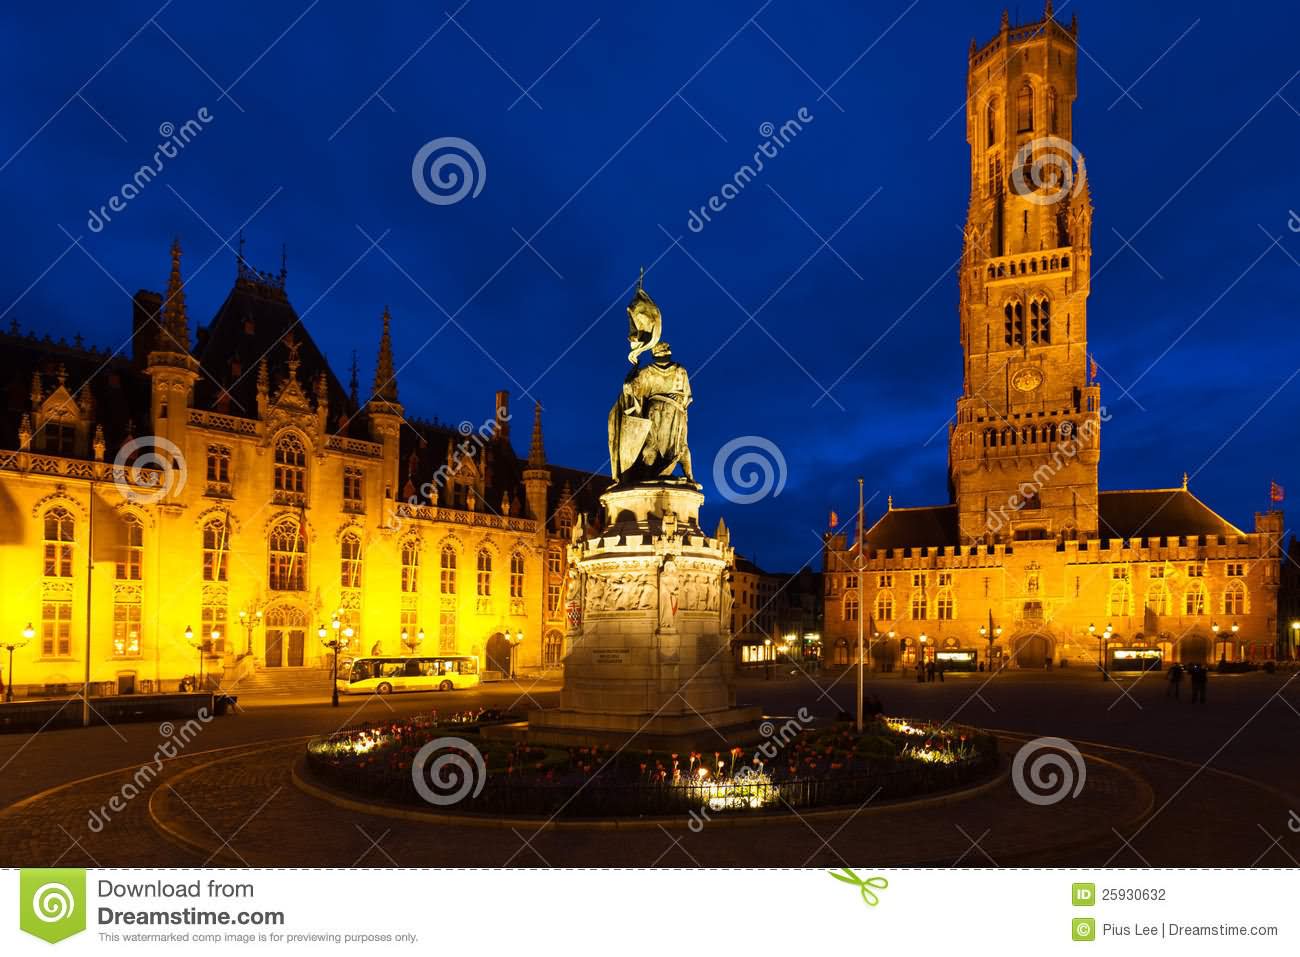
[338,655,481,694]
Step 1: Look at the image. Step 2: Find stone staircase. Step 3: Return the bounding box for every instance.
[222,665,334,698]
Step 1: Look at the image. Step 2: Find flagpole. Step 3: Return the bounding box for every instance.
[82,481,93,727]
[856,477,864,733]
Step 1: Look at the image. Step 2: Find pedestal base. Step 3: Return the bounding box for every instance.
[524,704,763,751]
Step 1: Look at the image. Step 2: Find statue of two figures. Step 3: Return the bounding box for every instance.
[608,277,695,486]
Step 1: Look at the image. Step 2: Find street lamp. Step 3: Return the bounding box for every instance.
[184,625,205,691]
[238,607,263,658]
[2,624,33,702]
[320,621,349,708]
[506,629,525,680]
[1230,621,1239,664]
[919,632,929,670]
[1291,621,1299,660]
[1212,621,1224,664]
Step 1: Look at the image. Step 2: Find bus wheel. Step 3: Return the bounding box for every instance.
[376,682,393,695]
[439,680,454,692]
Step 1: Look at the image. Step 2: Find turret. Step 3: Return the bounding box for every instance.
[366,307,404,504]
[145,239,200,449]
[522,401,551,524]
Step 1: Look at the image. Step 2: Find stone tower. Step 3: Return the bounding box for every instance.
[948,4,1102,545]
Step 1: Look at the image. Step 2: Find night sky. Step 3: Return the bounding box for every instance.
[2,0,1297,572]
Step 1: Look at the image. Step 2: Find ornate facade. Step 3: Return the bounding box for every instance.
[0,242,604,696]
[823,8,1283,670]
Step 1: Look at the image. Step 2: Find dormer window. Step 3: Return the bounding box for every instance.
[44,421,75,455]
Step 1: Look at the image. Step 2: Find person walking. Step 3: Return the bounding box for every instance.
[1167,662,1184,700]
[1190,663,1208,704]
[925,658,935,683]
[937,659,945,683]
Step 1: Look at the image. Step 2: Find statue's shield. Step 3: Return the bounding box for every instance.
[619,414,652,469]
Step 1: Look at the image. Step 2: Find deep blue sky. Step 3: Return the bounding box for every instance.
[2,0,1298,571]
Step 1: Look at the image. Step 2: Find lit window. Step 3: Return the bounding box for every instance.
[202,518,228,582]
[510,551,525,599]
[875,591,894,621]
[1184,582,1206,615]
[477,548,492,597]
[402,540,421,593]
[1223,581,1245,615]
[343,466,364,510]
[340,532,362,588]
[273,433,307,500]
[43,507,74,578]
[200,605,226,654]
[842,591,859,622]
[41,600,72,657]
[116,514,143,581]
[268,519,306,591]
[206,445,232,495]
[112,601,142,657]
[439,544,456,594]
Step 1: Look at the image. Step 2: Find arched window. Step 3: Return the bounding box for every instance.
[842,591,859,622]
[1107,582,1130,617]
[43,507,74,578]
[202,518,228,582]
[911,591,928,620]
[1184,581,1206,616]
[116,513,143,580]
[556,509,573,539]
[477,548,493,597]
[1017,83,1034,132]
[268,519,306,591]
[273,433,307,501]
[543,630,564,667]
[1223,580,1246,615]
[875,590,894,621]
[936,590,955,620]
[985,97,998,147]
[1030,297,1051,343]
[440,544,457,594]
[509,551,525,599]
[401,539,420,593]
[340,532,362,588]
[1047,86,1058,132]
[1147,583,1170,616]
[1004,300,1024,346]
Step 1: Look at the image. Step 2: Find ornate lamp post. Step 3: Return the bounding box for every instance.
[238,608,263,658]
[1102,623,1113,680]
[2,624,33,702]
[763,636,773,681]
[506,629,525,680]
[321,620,350,708]
[887,630,895,673]
[1212,622,1225,665]
[919,632,929,672]
[184,625,205,691]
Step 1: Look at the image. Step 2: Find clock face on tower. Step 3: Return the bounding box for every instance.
[1012,367,1043,393]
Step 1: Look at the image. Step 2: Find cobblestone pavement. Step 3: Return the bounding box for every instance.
[1,671,1297,867]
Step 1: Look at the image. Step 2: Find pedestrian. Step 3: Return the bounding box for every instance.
[1190,664,1207,704]
[915,661,925,683]
[1167,662,1184,700]
[937,660,945,682]
[926,658,935,683]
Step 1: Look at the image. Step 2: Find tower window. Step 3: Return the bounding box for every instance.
[1030,298,1052,343]
[1017,83,1034,132]
[985,97,998,147]
[1004,300,1024,346]
[1047,87,1059,133]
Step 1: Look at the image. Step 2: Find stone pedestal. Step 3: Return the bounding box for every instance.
[527,480,760,749]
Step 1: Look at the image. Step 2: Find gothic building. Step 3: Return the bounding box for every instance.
[0,241,605,696]
[822,7,1283,671]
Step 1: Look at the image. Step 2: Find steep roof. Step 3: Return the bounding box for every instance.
[1098,488,1244,539]
[863,504,960,549]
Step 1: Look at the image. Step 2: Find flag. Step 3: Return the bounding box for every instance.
[1271,481,1284,503]
[1089,354,1098,382]
[829,509,839,528]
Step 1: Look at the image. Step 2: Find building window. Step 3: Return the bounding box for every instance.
[1047,86,1058,132]
[878,573,893,588]
[112,601,142,657]
[343,467,364,512]
[273,433,307,502]
[938,572,953,587]
[1223,581,1246,615]
[1226,562,1245,577]
[1186,564,1204,577]
[439,544,456,594]
[547,547,562,578]
[438,610,455,653]
[268,519,306,591]
[1016,83,1034,132]
[510,551,525,599]
[1030,297,1051,344]
[842,591,859,622]
[911,592,928,620]
[43,507,74,578]
[556,510,573,539]
[936,591,954,620]
[875,591,894,621]
[402,540,420,593]
[1147,584,1170,616]
[202,518,229,582]
[544,631,564,667]
[1108,582,1130,617]
[206,445,232,496]
[340,532,362,589]
[912,573,926,588]
[1112,567,1129,580]
[548,580,561,614]
[477,548,492,597]
[985,97,998,147]
[201,604,227,655]
[1150,565,1165,579]
[1003,300,1024,346]
[116,514,143,580]
[41,600,72,657]
[1184,582,1206,616]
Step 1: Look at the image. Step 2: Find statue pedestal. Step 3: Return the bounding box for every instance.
[527,481,761,749]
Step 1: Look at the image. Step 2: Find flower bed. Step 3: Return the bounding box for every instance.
[303,712,998,820]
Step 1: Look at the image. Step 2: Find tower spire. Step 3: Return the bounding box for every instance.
[528,401,546,466]
[160,237,190,353]
[372,306,398,402]
[349,349,359,407]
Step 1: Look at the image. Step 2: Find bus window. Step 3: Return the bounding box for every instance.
[349,660,372,682]
[458,659,478,675]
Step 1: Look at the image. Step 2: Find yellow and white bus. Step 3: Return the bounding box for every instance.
[338,655,481,695]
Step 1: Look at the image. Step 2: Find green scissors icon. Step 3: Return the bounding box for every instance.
[829,868,889,906]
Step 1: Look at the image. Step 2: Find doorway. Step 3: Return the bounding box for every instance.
[265,605,308,668]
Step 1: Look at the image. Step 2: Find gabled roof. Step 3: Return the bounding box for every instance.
[862,504,959,549]
[1097,488,1244,539]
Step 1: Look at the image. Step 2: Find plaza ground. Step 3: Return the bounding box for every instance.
[1,667,1297,867]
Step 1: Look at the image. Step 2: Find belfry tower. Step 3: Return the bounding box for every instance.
[949,4,1102,545]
